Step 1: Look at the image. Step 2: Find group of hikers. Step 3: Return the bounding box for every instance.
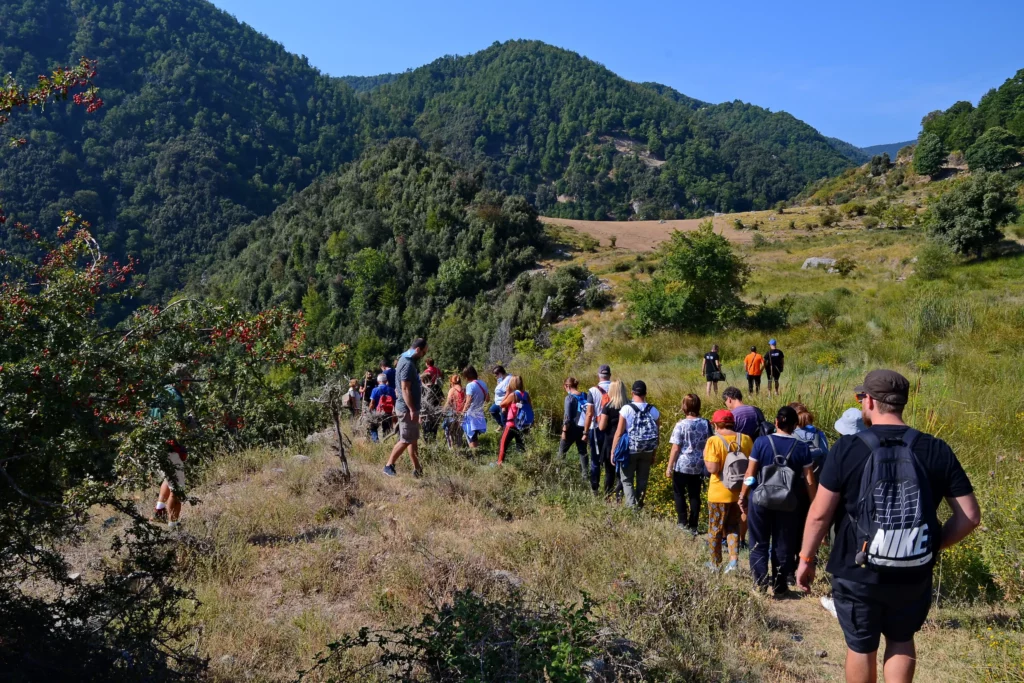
[702,339,785,397]
[150,332,981,683]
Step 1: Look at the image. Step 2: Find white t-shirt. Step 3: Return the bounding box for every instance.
[619,402,661,431]
[493,375,512,406]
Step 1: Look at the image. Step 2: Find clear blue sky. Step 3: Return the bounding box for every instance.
[211,0,1023,147]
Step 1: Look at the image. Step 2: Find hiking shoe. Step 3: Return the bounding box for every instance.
[704,562,719,573]
[151,508,167,524]
[723,560,739,574]
[689,527,700,538]
[786,572,797,586]
[382,465,397,477]
[676,523,688,531]
[413,469,423,479]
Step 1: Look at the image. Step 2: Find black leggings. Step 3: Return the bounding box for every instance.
[672,472,703,529]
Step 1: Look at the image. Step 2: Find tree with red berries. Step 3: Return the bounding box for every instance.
[0,62,341,679]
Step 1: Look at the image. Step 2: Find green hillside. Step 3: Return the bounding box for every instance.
[922,69,1024,153]
[369,41,854,220]
[0,0,368,305]
[0,2,858,308]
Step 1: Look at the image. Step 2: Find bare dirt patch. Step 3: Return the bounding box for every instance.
[539,215,755,251]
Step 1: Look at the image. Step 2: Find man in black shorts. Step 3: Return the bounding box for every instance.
[764,339,784,397]
[796,370,980,683]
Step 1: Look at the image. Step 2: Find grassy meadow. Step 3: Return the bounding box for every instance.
[148,223,1024,682]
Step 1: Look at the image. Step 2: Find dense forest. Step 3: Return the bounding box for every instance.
[921,69,1024,154]
[204,138,607,371]
[0,0,860,308]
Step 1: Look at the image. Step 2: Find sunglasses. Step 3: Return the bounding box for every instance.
[855,392,867,402]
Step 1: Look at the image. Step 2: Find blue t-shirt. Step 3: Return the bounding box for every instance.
[370,384,395,408]
[750,434,813,489]
[382,367,396,390]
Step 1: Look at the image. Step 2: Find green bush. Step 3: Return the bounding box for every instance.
[914,241,958,280]
[834,257,858,278]
[862,216,880,229]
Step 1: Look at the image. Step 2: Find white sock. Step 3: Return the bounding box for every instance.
[155,502,167,510]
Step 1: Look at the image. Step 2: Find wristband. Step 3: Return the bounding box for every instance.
[743,476,756,486]
[799,554,816,564]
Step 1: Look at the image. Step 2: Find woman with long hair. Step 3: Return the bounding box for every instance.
[497,375,532,465]
[442,375,466,450]
[597,379,629,498]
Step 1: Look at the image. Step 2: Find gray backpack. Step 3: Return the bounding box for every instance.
[720,435,749,491]
[751,436,800,511]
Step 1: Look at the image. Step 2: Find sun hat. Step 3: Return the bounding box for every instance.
[834,408,866,436]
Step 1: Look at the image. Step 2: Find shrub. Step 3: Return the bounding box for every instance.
[840,201,867,217]
[913,133,946,177]
[748,296,793,330]
[914,241,957,280]
[882,203,915,229]
[733,218,745,230]
[608,235,617,248]
[833,256,857,278]
[300,590,612,682]
[862,216,880,229]
[820,207,841,227]
[811,296,841,329]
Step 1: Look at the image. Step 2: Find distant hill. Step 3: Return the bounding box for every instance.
[370,41,854,220]
[825,137,871,164]
[861,140,917,159]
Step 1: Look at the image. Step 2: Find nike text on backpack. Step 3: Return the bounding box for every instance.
[852,429,939,571]
[514,391,535,430]
[377,393,394,415]
[750,437,800,511]
[720,436,749,491]
[627,403,659,454]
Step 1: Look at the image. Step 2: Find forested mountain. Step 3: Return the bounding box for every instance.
[921,69,1024,153]
[825,136,871,164]
[366,41,854,221]
[0,1,858,309]
[0,0,366,303]
[205,139,561,369]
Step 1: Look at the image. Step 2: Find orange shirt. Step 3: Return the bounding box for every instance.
[744,352,765,376]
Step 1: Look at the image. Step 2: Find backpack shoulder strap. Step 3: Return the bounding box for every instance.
[639,403,651,415]
[855,429,881,452]
[901,428,922,449]
[717,434,730,452]
[768,434,779,458]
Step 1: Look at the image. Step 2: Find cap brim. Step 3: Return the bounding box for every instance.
[853,384,865,394]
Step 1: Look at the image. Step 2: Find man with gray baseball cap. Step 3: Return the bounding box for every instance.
[796,369,980,683]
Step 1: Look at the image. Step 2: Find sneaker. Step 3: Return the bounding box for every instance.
[383,465,397,477]
[820,596,838,618]
[723,560,739,574]
[704,562,718,573]
[786,572,797,586]
[413,469,423,479]
[689,527,700,538]
[676,523,688,531]
[151,508,167,524]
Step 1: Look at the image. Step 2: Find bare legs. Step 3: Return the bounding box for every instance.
[844,639,915,683]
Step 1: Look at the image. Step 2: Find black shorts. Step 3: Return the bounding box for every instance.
[832,577,932,654]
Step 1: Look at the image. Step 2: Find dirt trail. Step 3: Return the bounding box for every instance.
[539,215,755,250]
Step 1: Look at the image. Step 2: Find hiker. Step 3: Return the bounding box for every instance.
[790,402,830,472]
[489,365,512,427]
[598,380,628,498]
[744,345,765,395]
[383,338,427,478]
[722,386,767,440]
[368,373,396,443]
[345,379,361,417]
[610,381,661,509]
[360,370,374,411]
[764,339,785,397]
[583,364,613,493]
[442,374,466,450]
[380,359,396,391]
[665,394,712,535]
[497,375,533,465]
[420,369,444,442]
[834,407,866,436]
[461,365,489,450]
[797,370,980,683]
[738,406,817,596]
[423,357,442,384]
[559,377,589,472]
[151,365,195,530]
[703,409,753,572]
[702,344,723,397]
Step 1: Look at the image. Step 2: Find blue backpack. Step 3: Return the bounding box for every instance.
[571,391,589,426]
[514,391,535,430]
[852,429,939,573]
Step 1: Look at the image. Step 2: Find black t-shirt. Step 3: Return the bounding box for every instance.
[765,349,785,374]
[819,425,973,584]
[703,352,720,376]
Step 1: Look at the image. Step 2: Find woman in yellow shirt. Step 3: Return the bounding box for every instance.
[704,409,754,572]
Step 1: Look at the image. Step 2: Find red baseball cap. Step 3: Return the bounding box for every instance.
[712,409,734,424]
